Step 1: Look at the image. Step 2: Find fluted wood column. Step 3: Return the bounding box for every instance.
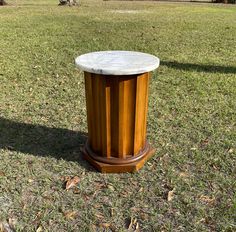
[83,72,155,172]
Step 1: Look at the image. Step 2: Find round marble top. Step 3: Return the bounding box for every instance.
[75,51,160,75]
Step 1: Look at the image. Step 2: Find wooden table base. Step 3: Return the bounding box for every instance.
[83,71,155,173]
[82,142,156,173]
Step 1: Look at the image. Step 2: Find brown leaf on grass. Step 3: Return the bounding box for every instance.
[32,212,42,225]
[94,181,106,190]
[167,189,175,201]
[0,171,5,176]
[140,212,149,220]
[95,212,104,219]
[120,190,131,197]
[200,139,209,147]
[99,223,111,228]
[82,194,90,201]
[94,204,101,209]
[135,222,140,231]
[212,165,218,170]
[138,187,143,192]
[107,184,115,191]
[228,148,234,153]
[110,208,115,217]
[130,207,140,213]
[0,222,15,232]
[7,218,17,230]
[36,226,43,232]
[22,203,27,211]
[196,218,206,224]
[199,195,215,205]
[65,176,80,190]
[179,172,189,178]
[73,188,80,194]
[91,224,97,231]
[159,153,170,163]
[63,211,78,220]
[127,218,133,230]
[127,217,139,230]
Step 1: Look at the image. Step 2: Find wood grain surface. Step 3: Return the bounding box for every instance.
[84,72,154,172]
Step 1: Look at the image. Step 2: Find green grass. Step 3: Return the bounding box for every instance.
[0,0,236,231]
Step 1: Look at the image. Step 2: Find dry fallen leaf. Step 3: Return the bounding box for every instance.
[127,217,139,231]
[197,218,206,224]
[179,172,189,178]
[199,195,215,205]
[93,182,106,192]
[99,223,111,228]
[140,212,149,220]
[95,213,104,219]
[167,189,175,202]
[107,184,115,191]
[94,204,101,209]
[0,171,5,177]
[32,212,42,226]
[110,208,114,217]
[65,176,80,190]
[8,218,17,230]
[138,187,143,192]
[0,222,15,232]
[228,148,234,153]
[201,139,209,147]
[159,153,170,163]
[36,226,43,232]
[64,211,78,220]
[22,203,27,211]
[212,165,218,170]
[128,218,133,230]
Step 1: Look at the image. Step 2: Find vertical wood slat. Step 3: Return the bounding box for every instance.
[85,73,112,156]
[100,76,111,157]
[91,74,101,152]
[122,77,136,157]
[118,78,125,158]
[142,73,150,148]
[110,77,119,157]
[110,76,137,158]
[84,72,95,147]
[134,73,149,155]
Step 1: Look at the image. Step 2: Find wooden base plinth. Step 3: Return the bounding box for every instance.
[82,143,156,173]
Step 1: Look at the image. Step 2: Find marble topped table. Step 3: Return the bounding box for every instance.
[75,51,160,173]
[75,51,160,75]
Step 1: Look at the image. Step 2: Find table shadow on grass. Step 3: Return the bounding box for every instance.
[0,117,93,170]
[162,61,236,74]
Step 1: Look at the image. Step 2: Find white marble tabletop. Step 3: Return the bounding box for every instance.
[75,51,160,75]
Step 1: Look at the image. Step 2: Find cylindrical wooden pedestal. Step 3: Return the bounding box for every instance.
[75,51,159,173]
[82,72,155,173]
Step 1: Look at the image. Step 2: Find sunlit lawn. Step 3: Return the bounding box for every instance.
[0,0,235,231]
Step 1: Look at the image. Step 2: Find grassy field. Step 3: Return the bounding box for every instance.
[0,0,236,231]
